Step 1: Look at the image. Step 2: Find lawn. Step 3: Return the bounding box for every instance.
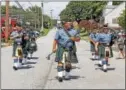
[40,28,50,36]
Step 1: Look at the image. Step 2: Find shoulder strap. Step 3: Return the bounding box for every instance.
[63,29,71,38]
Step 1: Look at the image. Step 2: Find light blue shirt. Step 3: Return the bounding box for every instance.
[10,30,23,43]
[96,33,111,43]
[55,28,80,47]
[89,33,97,42]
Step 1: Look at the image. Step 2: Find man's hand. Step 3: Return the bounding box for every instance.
[52,48,57,53]
[70,36,80,42]
[52,40,57,53]
[70,37,75,41]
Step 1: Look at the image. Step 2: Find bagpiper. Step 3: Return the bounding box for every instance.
[95,25,112,72]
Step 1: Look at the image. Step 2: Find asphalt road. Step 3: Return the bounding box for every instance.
[1,28,125,89]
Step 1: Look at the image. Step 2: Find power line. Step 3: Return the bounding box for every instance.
[14,0,25,11]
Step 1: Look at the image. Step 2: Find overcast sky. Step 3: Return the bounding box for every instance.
[1,1,69,19]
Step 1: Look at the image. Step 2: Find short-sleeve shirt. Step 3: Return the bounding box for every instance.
[54,28,80,47]
[89,33,97,42]
[10,30,23,43]
[96,33,111,44]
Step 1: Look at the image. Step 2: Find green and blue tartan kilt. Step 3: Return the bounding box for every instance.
[55,44,78,63]
[98,44,113,58]
[90,42,95,52]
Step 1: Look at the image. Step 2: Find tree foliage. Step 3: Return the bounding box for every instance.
[113,1,123,5]
[59,1,107,22]
[1,5,52,29]
[118,9,126,29]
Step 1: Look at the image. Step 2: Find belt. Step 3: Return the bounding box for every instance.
[99,43,110,47]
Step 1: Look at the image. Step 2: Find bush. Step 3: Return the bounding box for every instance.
[118,9,125,29]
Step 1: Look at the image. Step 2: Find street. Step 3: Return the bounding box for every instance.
[1,28,125,89]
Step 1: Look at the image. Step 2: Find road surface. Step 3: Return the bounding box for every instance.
[1,28,125,89]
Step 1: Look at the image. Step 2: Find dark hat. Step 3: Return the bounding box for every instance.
[103,24,109,29]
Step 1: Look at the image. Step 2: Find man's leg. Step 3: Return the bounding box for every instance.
[57,61,64,82]
[102,47,110,72]
[22,48,28,64]
[13,43,19,70]
[64,51,72,80]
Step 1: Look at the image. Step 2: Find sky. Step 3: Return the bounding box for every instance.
[1,1,69,19]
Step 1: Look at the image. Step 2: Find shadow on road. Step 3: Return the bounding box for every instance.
[27,57,39,60]
[95,67,116,71]
[90,58,100,61]
[48,76,85,81]
[54,66,81,70]
[18,65,34,70]
[71,66,81,69]
[26,61,37,64]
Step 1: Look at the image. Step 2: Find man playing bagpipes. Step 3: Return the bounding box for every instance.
[52,22,80,82]
[95,25,112,72]
[27,29,37,59]
[21,27,30,63]
[89,30,99,60]
[10,23,24,70]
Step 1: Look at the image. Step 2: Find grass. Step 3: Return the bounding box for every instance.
[40,28,50,36]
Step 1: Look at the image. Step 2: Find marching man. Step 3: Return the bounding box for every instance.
[95,25,112,72]
[52,22,80,82]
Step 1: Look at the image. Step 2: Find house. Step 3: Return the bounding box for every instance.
[103,1,125,28]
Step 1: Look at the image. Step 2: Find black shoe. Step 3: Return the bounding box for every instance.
[21,63,24,65]
[98,64,102,67]
[103,69,107,72]
[27,57,30,60]
[13,66,18,70]
[58,77,63,82]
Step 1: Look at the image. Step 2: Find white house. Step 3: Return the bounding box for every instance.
[103,1,125,28]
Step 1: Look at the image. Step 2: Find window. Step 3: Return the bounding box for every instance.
[112,18,118,24]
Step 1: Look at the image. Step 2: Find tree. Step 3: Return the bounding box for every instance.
[118,9,126,29]
[113,1,123,5]
[1,5,52,29]
[59,1,107,22]
[1,5,6,14]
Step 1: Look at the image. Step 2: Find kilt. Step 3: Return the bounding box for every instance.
[12,42,18,57]
[118,44,124,51]
[98,44,113,58]
[109,46,113,58]
[90,42,95,52]
[55,44,78,63]
[98,44,105,58]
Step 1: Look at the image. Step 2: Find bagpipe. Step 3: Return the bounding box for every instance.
[15,42,23,58]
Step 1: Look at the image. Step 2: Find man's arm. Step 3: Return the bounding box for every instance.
[89,37,95,45]
[52,31,59,52]
[52,40,57,52]
[95,42,99,52]
[70,30,80,42]
[70,37,80,42]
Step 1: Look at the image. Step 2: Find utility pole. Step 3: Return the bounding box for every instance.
[50,9,53,27]
[34,6,37,30]
[41,1,43,31]
[38,6,40,29]
[5,0,9,43]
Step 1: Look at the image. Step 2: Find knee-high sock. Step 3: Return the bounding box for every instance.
[99,59,103,65]
[65,71,70,78]
[14,59,18,63]
[19,58,22,63]
[57,65,64,77]
[14,59,18,67]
